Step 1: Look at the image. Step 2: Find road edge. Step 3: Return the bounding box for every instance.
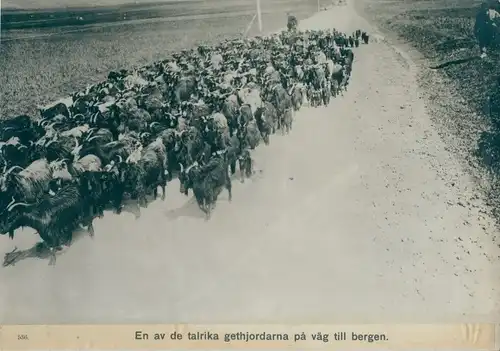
[351,0,500,229]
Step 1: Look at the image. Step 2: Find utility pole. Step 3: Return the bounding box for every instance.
[317,0,320,12]
[256,0,263,32]
[243,14,257,37]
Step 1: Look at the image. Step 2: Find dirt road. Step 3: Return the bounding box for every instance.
[1,1,499,324]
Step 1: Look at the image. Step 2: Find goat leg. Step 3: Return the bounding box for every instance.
[239,159,245,183]
[48,246,57,266]
[88,222,95,238]
[198,200,207,216]
[134,205,142,219]
[161,184,166,201]
[115,203,123,215]
[263,133,269,145]
[205,202,212,221]
[245,158,253,178]
[138,189,148,207]
[227,183,232,202]
[98,205,105,218]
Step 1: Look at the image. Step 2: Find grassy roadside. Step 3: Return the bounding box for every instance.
[354,0,500,222]
[354,0,499,114]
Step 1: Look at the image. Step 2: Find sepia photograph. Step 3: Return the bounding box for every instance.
[0,0,499,328]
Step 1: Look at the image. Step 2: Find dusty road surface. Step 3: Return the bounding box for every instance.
[1,1,499,324]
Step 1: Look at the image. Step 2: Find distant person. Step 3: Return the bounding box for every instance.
[348,36,354,47]
[474,0,500,58]
[287,15,298,32]
[361,31,370,44]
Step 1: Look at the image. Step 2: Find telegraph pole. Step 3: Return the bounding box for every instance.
[256,0,263,32]
[317,0,320,12]
[243,14,257,37]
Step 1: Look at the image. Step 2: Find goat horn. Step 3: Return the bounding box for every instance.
[87,135,101,143]
[117,155,123,163]
[85,128,96,140]
[186,161,198,173]
[7,202,32,212]
[5,196,15,209]
[4,165,23,176]
[179,163,184,173]
[47,122,57,130]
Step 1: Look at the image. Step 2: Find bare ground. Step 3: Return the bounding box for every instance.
[1,2,499,324]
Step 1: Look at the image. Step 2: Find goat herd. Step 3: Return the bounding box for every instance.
[0,26,369,266]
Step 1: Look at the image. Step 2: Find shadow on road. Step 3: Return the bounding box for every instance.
[164,197,206,220]
[3,227,90,267]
